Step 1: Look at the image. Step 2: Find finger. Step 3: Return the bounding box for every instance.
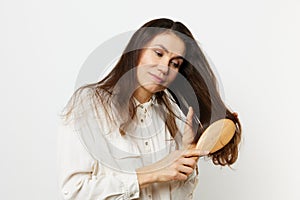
[186,106,194,127]
[233,112,238,118]
[181,157,196,168]
[175,172,188,181]
[177,165,194,175]
[187,143,196,150]
[182,149,209,157]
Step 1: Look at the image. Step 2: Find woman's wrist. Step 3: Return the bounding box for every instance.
[136,167,157,189]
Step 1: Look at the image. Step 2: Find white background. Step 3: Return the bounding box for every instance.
[1,0,299,199]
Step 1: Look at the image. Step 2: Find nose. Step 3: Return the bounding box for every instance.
[157,58,169,75]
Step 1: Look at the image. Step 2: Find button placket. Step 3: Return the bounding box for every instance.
[137,104,151,125]
[147,186,153,200]
[137,105,145,123]
[144,139,151,152]
[141,107,147,122]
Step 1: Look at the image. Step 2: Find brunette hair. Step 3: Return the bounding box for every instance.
[62,18,242,166]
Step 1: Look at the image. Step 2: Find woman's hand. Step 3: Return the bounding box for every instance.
[136,149,208,189]
[182,107,196,149]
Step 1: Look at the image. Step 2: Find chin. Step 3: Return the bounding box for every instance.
[145,85,166,93]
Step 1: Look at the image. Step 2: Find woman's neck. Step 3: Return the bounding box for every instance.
[133,87,153,104]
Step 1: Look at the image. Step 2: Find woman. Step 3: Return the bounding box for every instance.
[58,18,241,199]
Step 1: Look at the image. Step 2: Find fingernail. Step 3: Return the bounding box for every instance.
[203,151,210,155]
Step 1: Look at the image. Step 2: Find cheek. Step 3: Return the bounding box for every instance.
[166,70,179,83]
[136,66,149,84]
[136,67,143,81]
[137,51,153,67]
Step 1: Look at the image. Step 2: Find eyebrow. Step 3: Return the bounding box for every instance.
[152,44,184,60]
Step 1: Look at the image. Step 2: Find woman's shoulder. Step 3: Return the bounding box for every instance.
[73,86,114,108]
[61,86,112,122]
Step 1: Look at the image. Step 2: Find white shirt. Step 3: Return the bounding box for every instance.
[57,90,199,200]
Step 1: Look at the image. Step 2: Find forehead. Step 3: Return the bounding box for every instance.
[146,32,185,57]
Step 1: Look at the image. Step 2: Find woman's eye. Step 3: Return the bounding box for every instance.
[154,50,163,57]
[170,61,180,68]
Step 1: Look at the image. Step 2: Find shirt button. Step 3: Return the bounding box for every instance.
[144,140,151,152]
[141,119,144,122]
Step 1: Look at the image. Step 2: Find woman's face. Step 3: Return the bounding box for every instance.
[135,32,185,99]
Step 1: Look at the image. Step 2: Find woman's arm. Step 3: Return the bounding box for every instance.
[57,122,140,200]
[135,149,206,189]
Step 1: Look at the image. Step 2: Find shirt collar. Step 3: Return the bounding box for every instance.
[133,95,157,109]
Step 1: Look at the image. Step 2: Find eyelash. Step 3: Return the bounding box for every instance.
[170,61,180,68]
[153,49,181,68]
[154,50,163,57]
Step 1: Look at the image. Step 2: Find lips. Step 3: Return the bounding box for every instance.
[149,72,165,84]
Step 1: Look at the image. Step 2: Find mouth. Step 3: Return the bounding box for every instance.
[149,72,165,84]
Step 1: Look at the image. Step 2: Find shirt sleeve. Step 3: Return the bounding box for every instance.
[182,165,199,199]
[169,165,199,200]
[57,122,140,200]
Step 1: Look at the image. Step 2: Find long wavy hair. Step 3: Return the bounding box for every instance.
[62,18,242,166]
